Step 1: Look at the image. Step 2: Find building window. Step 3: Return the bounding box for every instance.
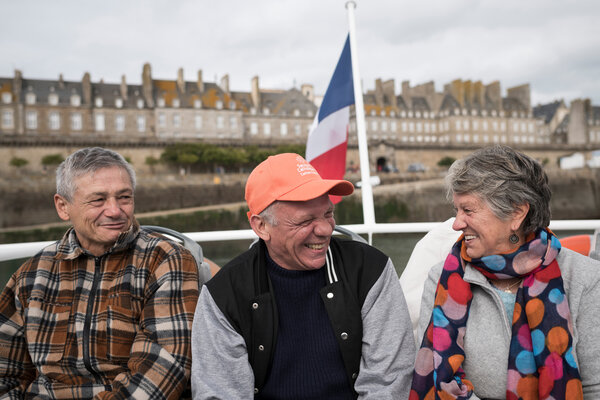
[216,116,224,129]
[391,121,397,132]
[513,122,519,132]
[25,93,36,105]
[473,120,479,130]
[2,109,14,128]
[194,99,202,109]
[401,121,407,132]
[463,120,469,130]
[115,115,125,131]
[137,115,146,132]
[173,98,180,108]
[115,98,123,108]
[157,97,166,107]
[229,101,236,110]
[136,99,144,109]
[71,113,82,130]
[263,122,271,135]
[263,107,270,115]
[381,121,388,132]
[294,124,301,135]
[416,122,423,133]
[70,95,81,107]
[371,121,378,131]
[173,113,181,128]
[280,123,288,136]
[216,100,223,110]
[95,97,103,108]
[230,116,237,130]
[195,115,202,130]
[95,114,105,131]
[49,93,59,106]
[482,121,488,131]
[26,111,37,129]
[250,122,258,135]
[49,112,60,130]
[158,113,166,128]
[2,92,12,104]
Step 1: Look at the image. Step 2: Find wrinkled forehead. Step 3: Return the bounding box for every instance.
[72,166,133,194]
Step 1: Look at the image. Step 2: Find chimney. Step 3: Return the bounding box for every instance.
[251,76,261,110]
[382,79,397,109]
[446,79,465,108]
[197,69,204,92]
[301,83,314,102]
[220,74,230,93]
[82,72,92,105]
[120,75,128,100]
[58,74,65,90]
[374,79,384,108]
[142,63,154,107]
[401,80,411,106]
[567,98,590,145]
[473,81,484,107]
[507,83,531,114]
[177,67,185,93]
[485,81,501,112]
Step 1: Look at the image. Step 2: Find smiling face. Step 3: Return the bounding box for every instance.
[254,194,335,271]
[452,192,527,259]
[54,166,135,256]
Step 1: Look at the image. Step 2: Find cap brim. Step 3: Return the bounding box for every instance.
[278,179,354,202]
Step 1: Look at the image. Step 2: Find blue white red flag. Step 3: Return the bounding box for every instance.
[306,35,354,203]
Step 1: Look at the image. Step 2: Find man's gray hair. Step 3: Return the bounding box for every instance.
[445,145,551,235]
[56,147,136,202]
[259,202,279,226]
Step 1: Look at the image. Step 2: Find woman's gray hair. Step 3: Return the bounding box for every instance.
[56,147,136,202]
[445,145,551,234]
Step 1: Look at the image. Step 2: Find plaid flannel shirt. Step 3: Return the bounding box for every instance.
[0,222,199,399]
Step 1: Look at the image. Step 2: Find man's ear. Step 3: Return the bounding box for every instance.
[511,203,530,231]
[249,214,271,241]
[54,194,71,222]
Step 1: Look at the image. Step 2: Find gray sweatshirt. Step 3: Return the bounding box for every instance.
[417,248,600,399]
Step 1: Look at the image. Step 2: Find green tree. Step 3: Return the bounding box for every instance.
[437,156,456,168]
[178,153,199,175]
[10,157,28,168]
[145,156,160,173]
[41,154,64,166]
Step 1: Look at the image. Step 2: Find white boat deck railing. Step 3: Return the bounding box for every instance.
[1,219,599,263]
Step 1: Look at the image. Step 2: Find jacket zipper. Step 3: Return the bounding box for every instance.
[83,256,103,382]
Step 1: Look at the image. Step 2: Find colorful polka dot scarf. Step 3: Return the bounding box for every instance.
[410,228,583,399]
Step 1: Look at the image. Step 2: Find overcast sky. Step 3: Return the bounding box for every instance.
[1,0,599,106]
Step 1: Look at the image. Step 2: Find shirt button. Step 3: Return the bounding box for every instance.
[352,372,358,380]
[340,332,348,340]
[252,302,259,310]
[254,388,259,394]
[258,345,265,351]
[326,292,334,299]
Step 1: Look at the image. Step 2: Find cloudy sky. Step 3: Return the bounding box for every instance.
[1,0,599,105]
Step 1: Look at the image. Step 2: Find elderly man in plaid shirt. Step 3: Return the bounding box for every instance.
[0,147,199,399]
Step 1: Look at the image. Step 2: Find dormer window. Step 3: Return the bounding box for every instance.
[401,111,406,118]
[26,92,36,105]
[415,111,421,118]
[293,109,300,117]
[1,92,11,104]
[157,97,166,107]
[229,101,236,110]
[194,99,202,109]
[172,98,180,108]
[115,98,123,108]
[49,93,59,106]
[70,94,81,107]
[95,97,103,108]
[262,107,270,115]
[471,109,477,116]
[370,110,376,116]
[307,110,314,117]
[380,110,386,117]
[137,99,144,109]
[216,100,223,110]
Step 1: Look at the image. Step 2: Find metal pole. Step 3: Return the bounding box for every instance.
[345,0,375,243]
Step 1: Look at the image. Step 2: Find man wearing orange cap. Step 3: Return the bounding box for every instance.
[191,153,415,399]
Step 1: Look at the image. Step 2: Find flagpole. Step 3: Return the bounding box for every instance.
[345,1,376,236]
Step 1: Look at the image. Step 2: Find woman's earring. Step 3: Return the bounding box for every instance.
[509,233,519,244]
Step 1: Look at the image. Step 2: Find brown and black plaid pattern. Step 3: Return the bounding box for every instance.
[0,223,199,399]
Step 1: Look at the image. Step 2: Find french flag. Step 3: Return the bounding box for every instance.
[306,35,354,204]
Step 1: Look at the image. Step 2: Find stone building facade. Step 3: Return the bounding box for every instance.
[1,64,599,173]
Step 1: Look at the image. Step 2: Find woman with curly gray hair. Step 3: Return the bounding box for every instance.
[410,145,600,399]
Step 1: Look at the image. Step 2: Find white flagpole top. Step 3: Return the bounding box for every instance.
[345,0,376,229]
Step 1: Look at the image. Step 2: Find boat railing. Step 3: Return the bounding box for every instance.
[2,219,599,263]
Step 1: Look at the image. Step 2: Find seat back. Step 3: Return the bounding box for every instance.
[142,225,212,285]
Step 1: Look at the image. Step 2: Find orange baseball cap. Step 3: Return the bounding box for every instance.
[245,153,354,217]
